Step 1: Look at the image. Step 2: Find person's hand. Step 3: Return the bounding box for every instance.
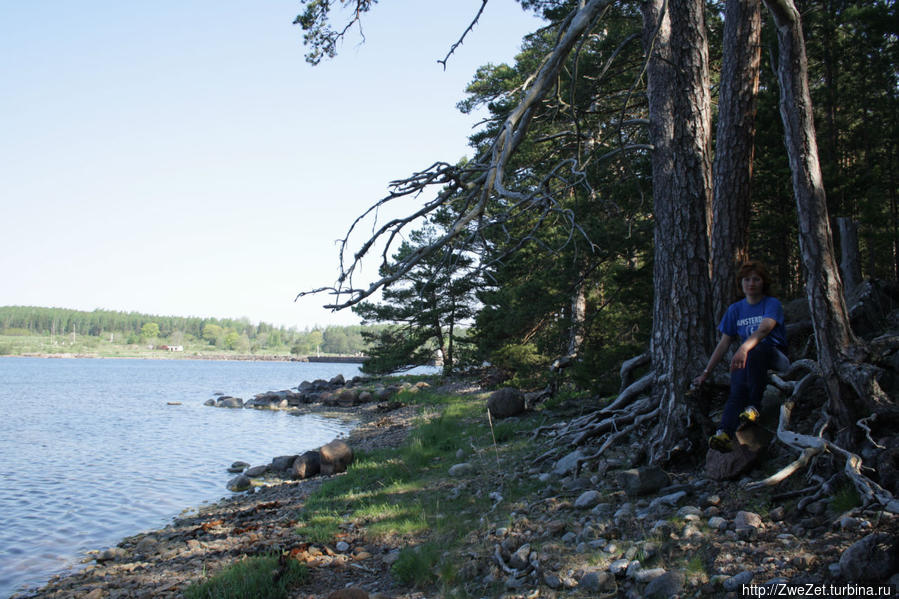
[692,371,708,387]
[731,346,748,370]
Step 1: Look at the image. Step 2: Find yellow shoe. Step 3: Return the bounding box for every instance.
[739,406,760,426]
[709,430,733,452]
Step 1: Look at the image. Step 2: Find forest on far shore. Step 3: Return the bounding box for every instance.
[0,305,380,357]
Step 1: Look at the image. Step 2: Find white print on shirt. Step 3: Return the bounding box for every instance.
[737,315,764,334]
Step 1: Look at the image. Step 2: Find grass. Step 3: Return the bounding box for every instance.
[291,387,543,592]
[183,553,308,599]
[831,482,861,513]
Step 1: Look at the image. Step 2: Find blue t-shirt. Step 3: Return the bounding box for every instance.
[718,296,787,349]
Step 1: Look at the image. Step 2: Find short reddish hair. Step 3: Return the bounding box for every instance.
[737,260,772,296]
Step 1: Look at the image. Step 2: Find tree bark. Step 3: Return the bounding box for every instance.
[763,0,857,435]
[710,0,762,321]
[642,0,715,462]
[837,217,863,299]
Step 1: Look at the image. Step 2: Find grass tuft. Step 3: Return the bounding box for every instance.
[183,553,307,599]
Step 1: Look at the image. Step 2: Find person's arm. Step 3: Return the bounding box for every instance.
[693,334,733,386]
[730,317,777,370]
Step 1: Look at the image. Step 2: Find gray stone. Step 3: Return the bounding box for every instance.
[575,490,602,509]
[227,461,249,473]
[216,396,243,409]
[244,465,268,477]
[319,439,354,475]
[839,533,899,582]
[335,541,350,552]
[676,505,702,517]
[204,399,216,406]
[634,567,666,583]
[509,543,531,570]
[487,388,526,419]
[644,571,685,598]
[648,490,687,511]
[723,570,754,592]
[708,516,728,531]
[329,374,345,386]
[609,559,630,576]
[270,455,298,472]
[289,451,321,479]
[543,573,562,589]
[617,466,671,497]
[554,449,585,476]
[735,511,763,529]
[448,463,474,477]
[579,570,612,591]
[226,474,251,492]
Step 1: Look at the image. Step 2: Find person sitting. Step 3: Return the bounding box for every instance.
[694,260,790,452]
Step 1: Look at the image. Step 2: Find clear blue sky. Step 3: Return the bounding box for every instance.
[0,1,543,329]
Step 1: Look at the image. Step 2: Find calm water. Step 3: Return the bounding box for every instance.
[0,357,364,598]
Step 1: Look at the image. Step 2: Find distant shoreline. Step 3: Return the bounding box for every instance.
[3,353,365,364]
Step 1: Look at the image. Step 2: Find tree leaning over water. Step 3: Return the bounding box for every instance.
[295,0,898,511]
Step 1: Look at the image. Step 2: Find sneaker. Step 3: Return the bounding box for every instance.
[739,406,760,426]
[709,430,733,452]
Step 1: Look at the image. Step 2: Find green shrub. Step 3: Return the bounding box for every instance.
[391,543,441,587]
[183,553,307,599]
[831,482,861,513]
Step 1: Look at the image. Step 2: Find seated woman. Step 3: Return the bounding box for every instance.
[694,260,790,452]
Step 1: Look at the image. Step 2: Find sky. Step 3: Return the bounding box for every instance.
[0,1,544,329]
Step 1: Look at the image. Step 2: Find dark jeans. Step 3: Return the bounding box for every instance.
[720,343,788,435]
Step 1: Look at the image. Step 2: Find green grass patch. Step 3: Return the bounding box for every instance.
[391,542,441,587]
[290,386,547,594]
[183,553,307,599]
[831,482,861,513]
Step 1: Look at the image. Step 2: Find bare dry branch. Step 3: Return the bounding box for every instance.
[438,0,490,70]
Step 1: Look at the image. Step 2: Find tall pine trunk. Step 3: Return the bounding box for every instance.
[710,0,762,321]
[763,0,857,437]
[643,0,715,462]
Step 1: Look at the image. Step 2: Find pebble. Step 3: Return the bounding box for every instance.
[575,490,602,509]
[723,570,754,591]
[609,558,630,576]
[336,541,350,552]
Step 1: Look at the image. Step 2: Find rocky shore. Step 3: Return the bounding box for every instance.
[14,377,899,599]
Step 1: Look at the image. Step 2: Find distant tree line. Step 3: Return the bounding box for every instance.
[0,305,380,355]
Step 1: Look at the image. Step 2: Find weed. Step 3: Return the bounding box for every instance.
[831,482,861,513]
[391,543,441,587]
[183,553,307,599]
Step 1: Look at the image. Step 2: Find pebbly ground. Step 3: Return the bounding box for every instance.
[14,384,899,599]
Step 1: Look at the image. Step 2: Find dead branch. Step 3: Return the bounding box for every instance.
[438,0,489,70]
[299,0,618,312]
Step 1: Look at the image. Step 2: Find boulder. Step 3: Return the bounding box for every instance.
[329,374,345,386]
[270,455,298,472]
[337,388,359,406]
[319,439,354,475]
[617,466,671,497]
[245,465,268,477]
[216,396,243,409]
[226,474,251,492]
[204,399,216,406]
[326,588,368,599]
[227,461,249,473]
[645,571,685,599]
[487,388,526,419]
[839,533,899,582]
[290,451,321,479]
[705,426,770,481]
[554,449,586,476]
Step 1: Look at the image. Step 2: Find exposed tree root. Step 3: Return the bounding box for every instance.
[745,378,899,514]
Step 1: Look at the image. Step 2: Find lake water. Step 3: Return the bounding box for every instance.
[0,357,366,598]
